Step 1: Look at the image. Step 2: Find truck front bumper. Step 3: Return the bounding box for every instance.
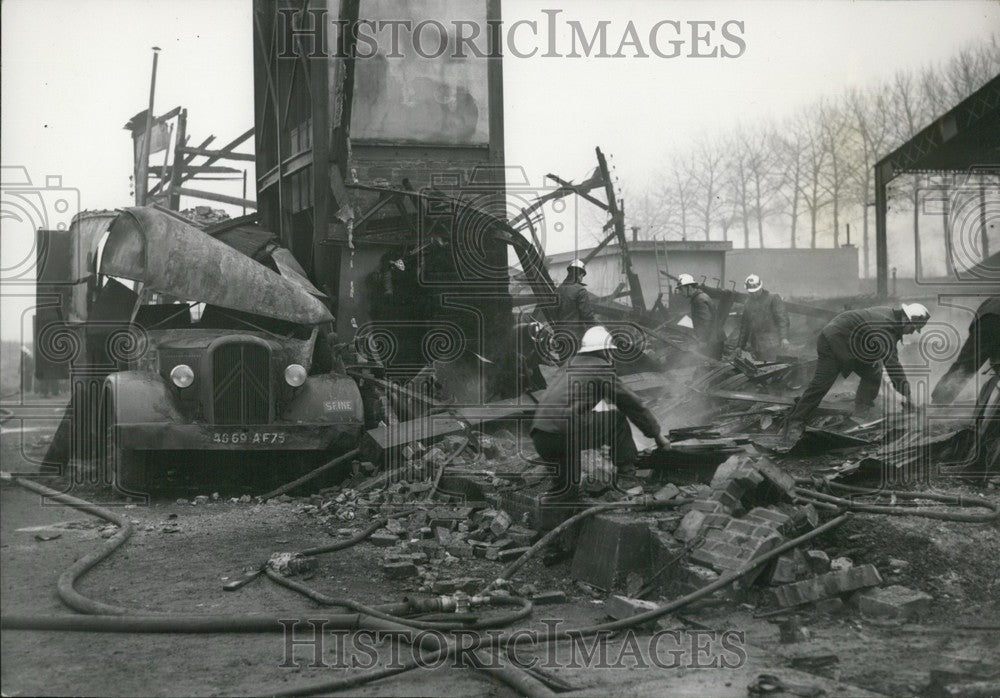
[115,422,361,451]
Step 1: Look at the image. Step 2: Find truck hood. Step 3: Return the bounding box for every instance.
[100,207,332,325]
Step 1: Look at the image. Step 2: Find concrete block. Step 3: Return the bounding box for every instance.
[446,541,474,558]
[369,531,401,547]
[605,594,659,626]
[653,483,682,501]
[506,525,539,547]
[570,513,652,590]
[382,561,418,579]
[855,585,933,620]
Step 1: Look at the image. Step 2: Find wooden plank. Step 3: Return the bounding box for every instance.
[181,165,241,174]
[179,146,255,161]
[174,187,256,209]
[700,388,851,415]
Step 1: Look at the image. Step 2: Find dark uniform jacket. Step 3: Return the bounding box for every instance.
[820,306,909,395]
[690,290,723,345]
[556,280,594,325]
[530,353,660,439]
[738,290,790,360]
[932,296,1000,404]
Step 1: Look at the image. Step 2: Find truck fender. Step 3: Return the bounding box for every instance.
[103,371,185,426]
[283,374,364,425]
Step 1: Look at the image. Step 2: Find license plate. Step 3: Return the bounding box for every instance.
[212,431,286,445]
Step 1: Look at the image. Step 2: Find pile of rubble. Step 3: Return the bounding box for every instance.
[271,431,942,624]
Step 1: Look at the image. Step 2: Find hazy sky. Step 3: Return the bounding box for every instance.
[2,0,999,340]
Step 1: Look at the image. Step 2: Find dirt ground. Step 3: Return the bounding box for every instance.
[2,395,999,697]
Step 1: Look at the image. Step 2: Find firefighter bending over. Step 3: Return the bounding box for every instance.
[784,303,931,437]
[530,326,669,510]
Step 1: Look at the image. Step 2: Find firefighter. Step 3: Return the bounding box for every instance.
[784,303,931,436]
[554,259,596,345]
[931,296,1000,405]
[737,274,790,362]
[676,273,725,360]
[530,325,669,507]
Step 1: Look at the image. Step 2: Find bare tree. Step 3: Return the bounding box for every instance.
[819,99,855,247]
[689,139,725,241]
[794,112,830,248]
[668,157,697,241]
[845,85,892,278]
[745,125,780,248]
[629,184,675,241]
[724,132,752,247]
[772,124,804,248]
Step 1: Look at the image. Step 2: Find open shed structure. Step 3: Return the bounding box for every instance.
[874,74,1000,297]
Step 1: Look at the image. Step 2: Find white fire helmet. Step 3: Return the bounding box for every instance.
[568,259,586,273]
[901,302,931,332]
[745,274,763,293]
[579,326,614,354]
[676,273,696,287]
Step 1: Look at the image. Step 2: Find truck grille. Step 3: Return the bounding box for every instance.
[211,343,271,425]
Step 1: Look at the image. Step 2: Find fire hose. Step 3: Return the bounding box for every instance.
[273,514,853,697]
[0,472,553,696]
[4,465,994,696]
[793,478,1000,523]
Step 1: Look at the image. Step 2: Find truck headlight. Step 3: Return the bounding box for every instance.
[284,364,307,387]
[170,364,194,388]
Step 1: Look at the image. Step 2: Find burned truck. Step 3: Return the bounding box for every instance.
[36,207,364,492]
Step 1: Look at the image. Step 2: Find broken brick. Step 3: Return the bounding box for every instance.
[496,546,530,563]
[674,510,706,542]
[431,577,484,594]
[769,550,810,585]
[678,564,719,593]
[805,550,831,573]
[772,564,883,607]
[753,457,796,499]
[532,590,567,605]
[490,510,513,537]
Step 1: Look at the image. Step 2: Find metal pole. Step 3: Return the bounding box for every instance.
[874,162,889,298]
[137,47,161,206]
[980,183,990,261]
